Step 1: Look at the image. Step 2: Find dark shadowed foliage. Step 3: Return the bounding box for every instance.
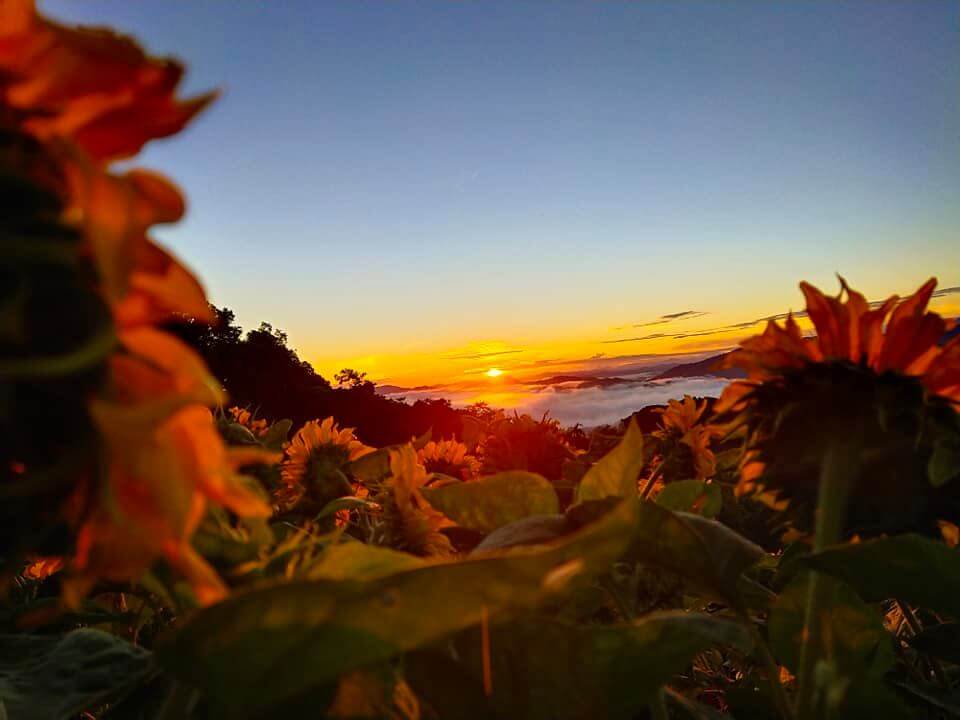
[167,307,465,446]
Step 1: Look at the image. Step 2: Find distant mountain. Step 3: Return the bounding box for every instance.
[652,352,745,380]
[377,383,442,395]
[528,374,636,389]
[654,320,960,381]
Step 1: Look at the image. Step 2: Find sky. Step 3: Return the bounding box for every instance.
[45,0,960,395]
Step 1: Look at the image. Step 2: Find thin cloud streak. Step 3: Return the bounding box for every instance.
[601,283,960,346]
[444,349,525,361]
[613,310,709,331]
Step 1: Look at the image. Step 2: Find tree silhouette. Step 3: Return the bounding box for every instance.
[166,307,463,446]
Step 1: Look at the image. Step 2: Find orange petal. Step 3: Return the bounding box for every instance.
[166,408,272,518]
[861,296,897,368]
[926,337,960,403]
[73,90,218,163]
[0,1,216,162]
[878,312,945,375]
[120,246,213,326]
[800,281,844,359]
[162,541,228,606]
[119,328,224,405]
[838,276,869,362]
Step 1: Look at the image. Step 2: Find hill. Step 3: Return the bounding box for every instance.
[652,352,746,380]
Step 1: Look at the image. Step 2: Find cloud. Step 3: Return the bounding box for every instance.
[604,284,960,348]
[444,349,524,361]
[660,310,709,321]
[612,310,706,331]
[601,333,670,345]
[617,310,709,330]
[383,377,732,428]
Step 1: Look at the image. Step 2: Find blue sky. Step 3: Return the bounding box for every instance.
[44,0,960,383]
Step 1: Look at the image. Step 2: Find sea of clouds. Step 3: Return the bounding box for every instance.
[382,375,731,428]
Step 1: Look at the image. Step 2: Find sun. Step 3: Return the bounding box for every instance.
[485,367,503,378]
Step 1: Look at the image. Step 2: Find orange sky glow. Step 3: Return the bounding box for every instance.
[303,284,960,394]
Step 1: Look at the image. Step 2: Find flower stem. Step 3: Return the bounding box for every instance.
[795,428,862,720]
[745,619,796,720]
[649,687,670,720]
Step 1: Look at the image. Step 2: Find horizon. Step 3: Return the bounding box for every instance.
[42,0,960,404]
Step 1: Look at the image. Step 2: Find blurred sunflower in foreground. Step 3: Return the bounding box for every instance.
[417,439,480,481]
[0,0,275,604]
[717,277,960,537]
[277,418,373,511]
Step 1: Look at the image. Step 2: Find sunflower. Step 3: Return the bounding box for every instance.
[652,395,718,482]
[1,0,276,604]
[417,439,480,481]
[71,340,277,605]
[278,418,373,511]
[716,277,960,536]
[23,557,65,582]
[479,414,578,480]
[376,445,454,557]
[228,406,269,438]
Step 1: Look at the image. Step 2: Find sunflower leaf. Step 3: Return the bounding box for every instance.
[800,534,960,618]
[575,419,644,503]
[655,479,722,518]
[422,471,560,533]
[0,629,152,720]
[769,574,910,718]
[157,497,642,719]
[450,612,751,720]
[626,502,766,607]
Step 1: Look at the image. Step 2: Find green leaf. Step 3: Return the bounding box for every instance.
[412,428,432,450]
[655,480,722,518]
[769,574,892,672]
[575,418,644,503]
[306,541,425,581]
[345,447,393,485]
[769,574,908,718]
[422,471,559,533]
[891,679,960,717]
[472,515,569,552]
[316,495,379,520]
[714,448,743,474]
[0,629,152,720]
[158,498,643,719]
[626,502,765,607]
[452,613,750,720]
[404,650,496,720]
[801,534,960,618]
[909,622,960,663]
[261,418,293,451]
[928,438,960,488]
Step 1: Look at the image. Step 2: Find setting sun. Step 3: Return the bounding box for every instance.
[485,367,503,378]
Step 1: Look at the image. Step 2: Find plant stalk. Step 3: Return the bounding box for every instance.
[650,687,670,720]
[794,427,862,720]
[746,620,796,720]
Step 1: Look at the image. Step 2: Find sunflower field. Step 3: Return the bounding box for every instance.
[3,2,960,719]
